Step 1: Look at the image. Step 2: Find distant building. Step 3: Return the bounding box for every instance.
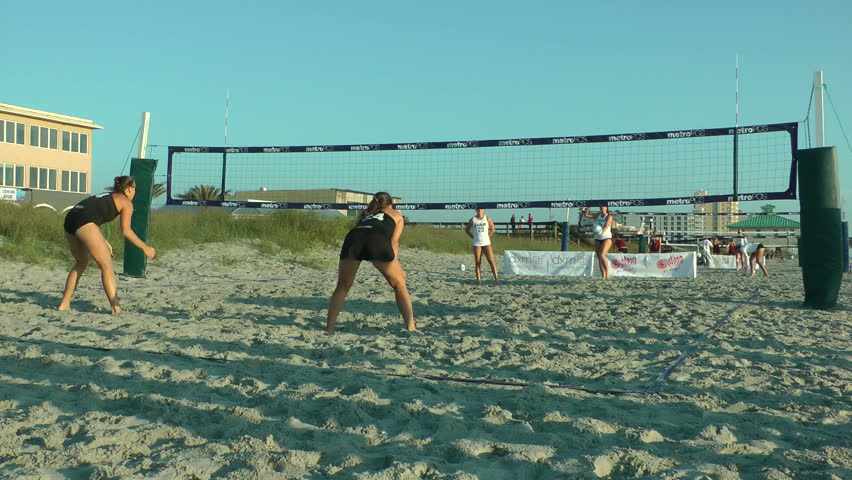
[0,103,102,210]
[727,215,800,234]
[693,189,743,234]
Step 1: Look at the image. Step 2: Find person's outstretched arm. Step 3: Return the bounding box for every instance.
[116,195,156,259]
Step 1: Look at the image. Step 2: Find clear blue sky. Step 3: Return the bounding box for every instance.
[3,0,850,221]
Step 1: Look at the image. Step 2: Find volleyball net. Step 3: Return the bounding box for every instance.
[165,122,797,212]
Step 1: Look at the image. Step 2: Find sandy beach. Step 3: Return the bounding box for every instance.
[1,242,849,479]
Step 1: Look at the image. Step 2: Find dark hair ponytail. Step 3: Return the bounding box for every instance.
[110,176,135,193]
[360,192,393,219]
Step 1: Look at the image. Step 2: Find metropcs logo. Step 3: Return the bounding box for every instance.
[303,204,332,210]
[607,200,643,207]
[552,136,587,144]
[666,130,706,139]
[395,204,425,210]
[447,141,478,148]
[263,147,289,153]
[350,144,380,151]
[305,146,333,152]
[666,198,695,205]
[397,143,428,150]
[221,201,245,208]
[550,201,585,208]
[497,139,532,146]
[445,203,475,210]
[183,147,209,153]
[260,203,285,209]
[496,202,530,209]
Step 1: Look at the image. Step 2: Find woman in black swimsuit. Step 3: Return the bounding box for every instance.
[325,192,415,334]
[58,176,156,314]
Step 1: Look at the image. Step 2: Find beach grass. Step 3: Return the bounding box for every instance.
[0,203,581,266]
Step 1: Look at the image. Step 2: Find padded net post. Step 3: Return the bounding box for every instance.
[798,147,842,308]
[123,158,158,278]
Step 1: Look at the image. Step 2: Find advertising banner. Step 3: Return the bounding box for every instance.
[709,255,738,269]
[503,251,593,276]
[504,251,696,278]
[606,253,696,278]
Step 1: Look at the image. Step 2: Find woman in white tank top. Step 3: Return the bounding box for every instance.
[465,208,499,285]
[580,206,614,280]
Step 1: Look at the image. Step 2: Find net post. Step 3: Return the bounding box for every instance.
[123,158,158,278]
[220,151,227,201]
[798,146,842,308]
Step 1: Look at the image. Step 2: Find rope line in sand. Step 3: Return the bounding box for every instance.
[649,308,738,393]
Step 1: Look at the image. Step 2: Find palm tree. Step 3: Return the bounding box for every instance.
[177,185,231,201]
[152,183,166,199]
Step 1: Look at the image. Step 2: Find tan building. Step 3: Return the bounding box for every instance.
[693,189,743,234]
[0,103,102,210]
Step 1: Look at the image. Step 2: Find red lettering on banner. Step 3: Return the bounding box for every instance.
[656,255,685,270]
[612,256,638,269]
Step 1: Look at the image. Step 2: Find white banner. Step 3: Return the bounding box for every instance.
[504,251,696,278]
[709,254,738,269]
[503,251,593,276]
[606,253,697,278]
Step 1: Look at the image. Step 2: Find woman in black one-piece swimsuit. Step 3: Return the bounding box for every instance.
[326,192,415,334]
[58,176,156,314]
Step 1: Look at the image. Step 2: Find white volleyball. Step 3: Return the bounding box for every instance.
[594,225,603,234]
[459,264,466,271]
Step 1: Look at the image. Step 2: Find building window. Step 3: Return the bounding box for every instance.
[60,170,87,193]
[29,125,58,149]
[2,120,26,144]
[28,167,59,191]
[61,131,89,153]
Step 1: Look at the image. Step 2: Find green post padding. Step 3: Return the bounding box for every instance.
[638,235,648,253]
[123,158,158,278]
[797,147,842,309]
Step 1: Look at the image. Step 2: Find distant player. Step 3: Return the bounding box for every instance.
[581,206,614,280]
[326,192,415,334]
[734,230,748,272]
[464,208,499,285]
[746,242,769,277]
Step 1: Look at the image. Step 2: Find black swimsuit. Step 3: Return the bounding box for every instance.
[63,193,119,234]
[340,212,397,262]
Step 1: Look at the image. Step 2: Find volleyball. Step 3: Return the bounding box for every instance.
[459,264,466,271]
[594,225,603,234]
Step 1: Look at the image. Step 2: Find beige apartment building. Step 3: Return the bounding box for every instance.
[0,103,102,210]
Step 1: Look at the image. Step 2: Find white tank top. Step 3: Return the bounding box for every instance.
[594,214,612,240]
[471,215,491,247]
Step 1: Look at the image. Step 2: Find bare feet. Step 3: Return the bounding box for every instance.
[57,304,71,312]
